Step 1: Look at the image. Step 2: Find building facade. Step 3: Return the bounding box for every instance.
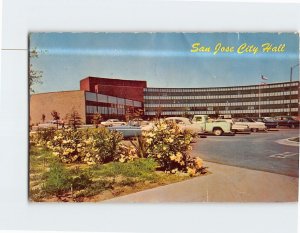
[144,81,299,118]
[30,77,300,125]
[30,77,145,125]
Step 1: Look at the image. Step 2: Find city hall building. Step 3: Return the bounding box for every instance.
[30,76,299,125]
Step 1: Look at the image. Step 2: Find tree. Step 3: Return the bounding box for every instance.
[51,110,60,129]
[29,47,43,93]
[91,113,102,128]
[65,108,82,129]
[155,106,162,119]
[133,108,144,119]
[41,114,46,123]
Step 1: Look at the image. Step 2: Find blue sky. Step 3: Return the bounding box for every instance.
[30,32,299,93]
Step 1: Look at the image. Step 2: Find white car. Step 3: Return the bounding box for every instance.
[165,117,204,134]
[234,118,267,132]
[216,119,251,133]
[101,119,126,127]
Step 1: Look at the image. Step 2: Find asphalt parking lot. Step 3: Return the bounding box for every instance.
[191,128,299,177]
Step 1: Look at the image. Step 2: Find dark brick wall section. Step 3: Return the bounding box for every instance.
[80,76,147,102]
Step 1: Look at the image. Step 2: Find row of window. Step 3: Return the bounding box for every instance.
[144,99,299,108]
[146,104,298,112]
[145,96,298,104]
[145,108,299,116]
[145,87,299,97]
[86,106,126,115]
[144,82,298,93]
[144,91,299,100]
[85,92,142,107]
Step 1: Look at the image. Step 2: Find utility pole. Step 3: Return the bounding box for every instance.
[258,84,261,118]
[289,63,299,116]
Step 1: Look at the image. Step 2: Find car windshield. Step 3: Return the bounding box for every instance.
[245,118,255,122]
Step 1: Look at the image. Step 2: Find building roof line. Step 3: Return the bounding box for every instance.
[146,80,299,90]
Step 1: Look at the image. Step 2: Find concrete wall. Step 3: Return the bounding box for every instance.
[30,90,86,125]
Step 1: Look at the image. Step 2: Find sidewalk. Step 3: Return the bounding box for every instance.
[105,161,298,202]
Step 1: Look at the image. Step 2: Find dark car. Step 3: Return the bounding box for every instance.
[255,117,278,129]
[273,116,299,128]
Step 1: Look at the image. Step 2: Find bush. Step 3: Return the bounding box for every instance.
[42,161,71,196]
[42,162,93,196]
[143,120,194,172]
[47,128,123,164]
[71,173,93,190]
[81,128,123,164]
[117,144,139,163]
[47,128,83,163]
[31,128,56,147]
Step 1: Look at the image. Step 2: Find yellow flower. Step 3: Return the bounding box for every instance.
[146,138,153,144]
[157,154,161,158]
[119,157,126,163]
[170,155,176,161]
[63,151,69,156]
[194,157,203,169]
[148,132,155,138]
[187,167,196,177]
[165,137,174,143]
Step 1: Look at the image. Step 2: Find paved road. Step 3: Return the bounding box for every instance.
[191,129,299,177]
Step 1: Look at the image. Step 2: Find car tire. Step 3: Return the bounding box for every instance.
[213,128,223,136]
[251,128,258,132]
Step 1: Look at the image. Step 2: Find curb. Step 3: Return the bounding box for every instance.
[276,138,299,147]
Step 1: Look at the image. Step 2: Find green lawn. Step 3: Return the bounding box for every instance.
[29,145,192,202]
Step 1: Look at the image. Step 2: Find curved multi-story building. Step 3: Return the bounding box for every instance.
[30,77,299,125]
[144,81,299,118]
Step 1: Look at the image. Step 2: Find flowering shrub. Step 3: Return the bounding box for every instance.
[80,128,123,164]
[143,120,196,172]
[31,128,56,147]
[31,120,206,176]
[117,144,139,163]
[44,128,123,164]
[47,128,83,163]
[186,157,206,176]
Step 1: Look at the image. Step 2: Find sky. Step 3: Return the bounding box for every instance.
[29,32,299,93]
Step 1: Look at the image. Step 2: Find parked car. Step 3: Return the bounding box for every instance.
[217,118,251,133]
[101,119,126,127]
[255,117,278,129]
[192,115,234,136]
[128,118,144,126]
[37,120,63,129]
[234,118,267,132]
[273,116,299,128]
[165,117,204,134]
[108,125,142,138]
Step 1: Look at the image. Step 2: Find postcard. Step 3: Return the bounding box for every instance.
[29,32,299,202]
